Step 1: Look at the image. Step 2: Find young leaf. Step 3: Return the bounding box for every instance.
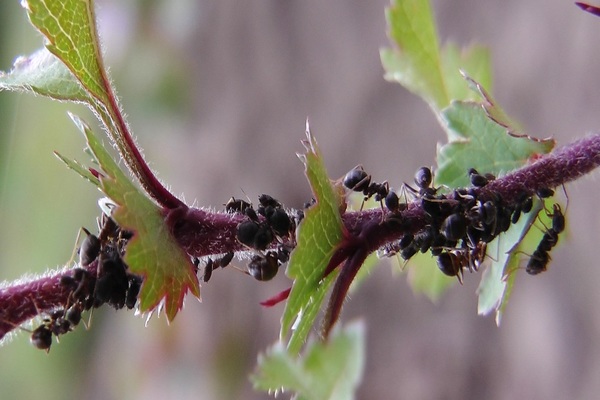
[0,48,92,102]
[253,321,365,400]
[381,0,448,110]
[24,0,111,105]
[59,114,200,321]
[381,0,492,112]
[281,122,346,354]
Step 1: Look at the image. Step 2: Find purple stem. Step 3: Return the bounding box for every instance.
[1,133,600,340]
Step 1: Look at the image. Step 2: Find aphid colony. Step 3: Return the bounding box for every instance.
[196,194,295,283]
[343,165,564,283]
[29,215,141,352]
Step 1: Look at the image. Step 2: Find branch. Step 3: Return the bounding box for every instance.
[2,133,599,342]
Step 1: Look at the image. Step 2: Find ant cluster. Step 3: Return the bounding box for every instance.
[28,215,142,352]
[344,165,564,283]
[196,194,294,283]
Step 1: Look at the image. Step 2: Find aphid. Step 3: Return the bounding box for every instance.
[398,233,414,250]
[536,187,555,198]
[267,208,292,236]
[125,276,142,310]
[400,244,418,261]
[481,200,497,226]
[236,220,260,247]
[258,194,282,209]
[247,252,279,281]
[203,258,215,283]
[219,251,235,268]
[94,253,128,309]
[253,224,274,250]
[244,207,259,221]
[79,227,101,266]
[468,168,488,187]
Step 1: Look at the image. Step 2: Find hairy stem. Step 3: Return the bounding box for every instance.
[1,133,599,340]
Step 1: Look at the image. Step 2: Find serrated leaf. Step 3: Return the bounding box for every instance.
[253,321,365,400]
[24,0,111,105]
[281,123,346,354]
[381,0,493,112]
[0,48,92,102]
[476,200,542,324]
[53,151,99,186]
[436,101,554,188]
[381,0,448,110]
[65,114,200,321]
[441,44,492,102]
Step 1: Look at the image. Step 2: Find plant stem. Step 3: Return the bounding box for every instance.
[1,133,600,340]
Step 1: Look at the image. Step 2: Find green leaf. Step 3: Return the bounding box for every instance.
[24,0,111,105]
[281,122,346,354]
[441,43,492,102]
[60,114,200,322]
[476,200,543,324]
[253,321,365,400]
[436,101,554,188]
[0,48,92,102]
[381,0,493,112]
[381,0,448,110]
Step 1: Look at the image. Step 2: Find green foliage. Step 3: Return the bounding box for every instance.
[57,114,200,321]
[381,0,492,111]
[281,123,346,354]
[0,48,91,102]
[381,0,556,320]
[24,0,109,104]
[254,321,365,400]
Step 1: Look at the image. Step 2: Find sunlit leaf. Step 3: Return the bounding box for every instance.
[381,0,448,110]
[253,321,365,400]
[281,122,346,354]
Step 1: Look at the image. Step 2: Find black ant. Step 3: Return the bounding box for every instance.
[201,252,235,283]
[525,202,565,275]
[247,252,279,281]
[225,197,252,214]
[79,227,101,267]
[436,252,464,284]
[467,168,495,188]
[343,165,396,212]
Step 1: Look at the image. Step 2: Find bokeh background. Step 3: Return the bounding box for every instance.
[2,0,600,399]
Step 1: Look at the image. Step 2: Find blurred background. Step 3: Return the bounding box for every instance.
[2,0,600,399]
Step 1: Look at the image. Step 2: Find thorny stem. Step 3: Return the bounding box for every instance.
[1,133,600,340]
